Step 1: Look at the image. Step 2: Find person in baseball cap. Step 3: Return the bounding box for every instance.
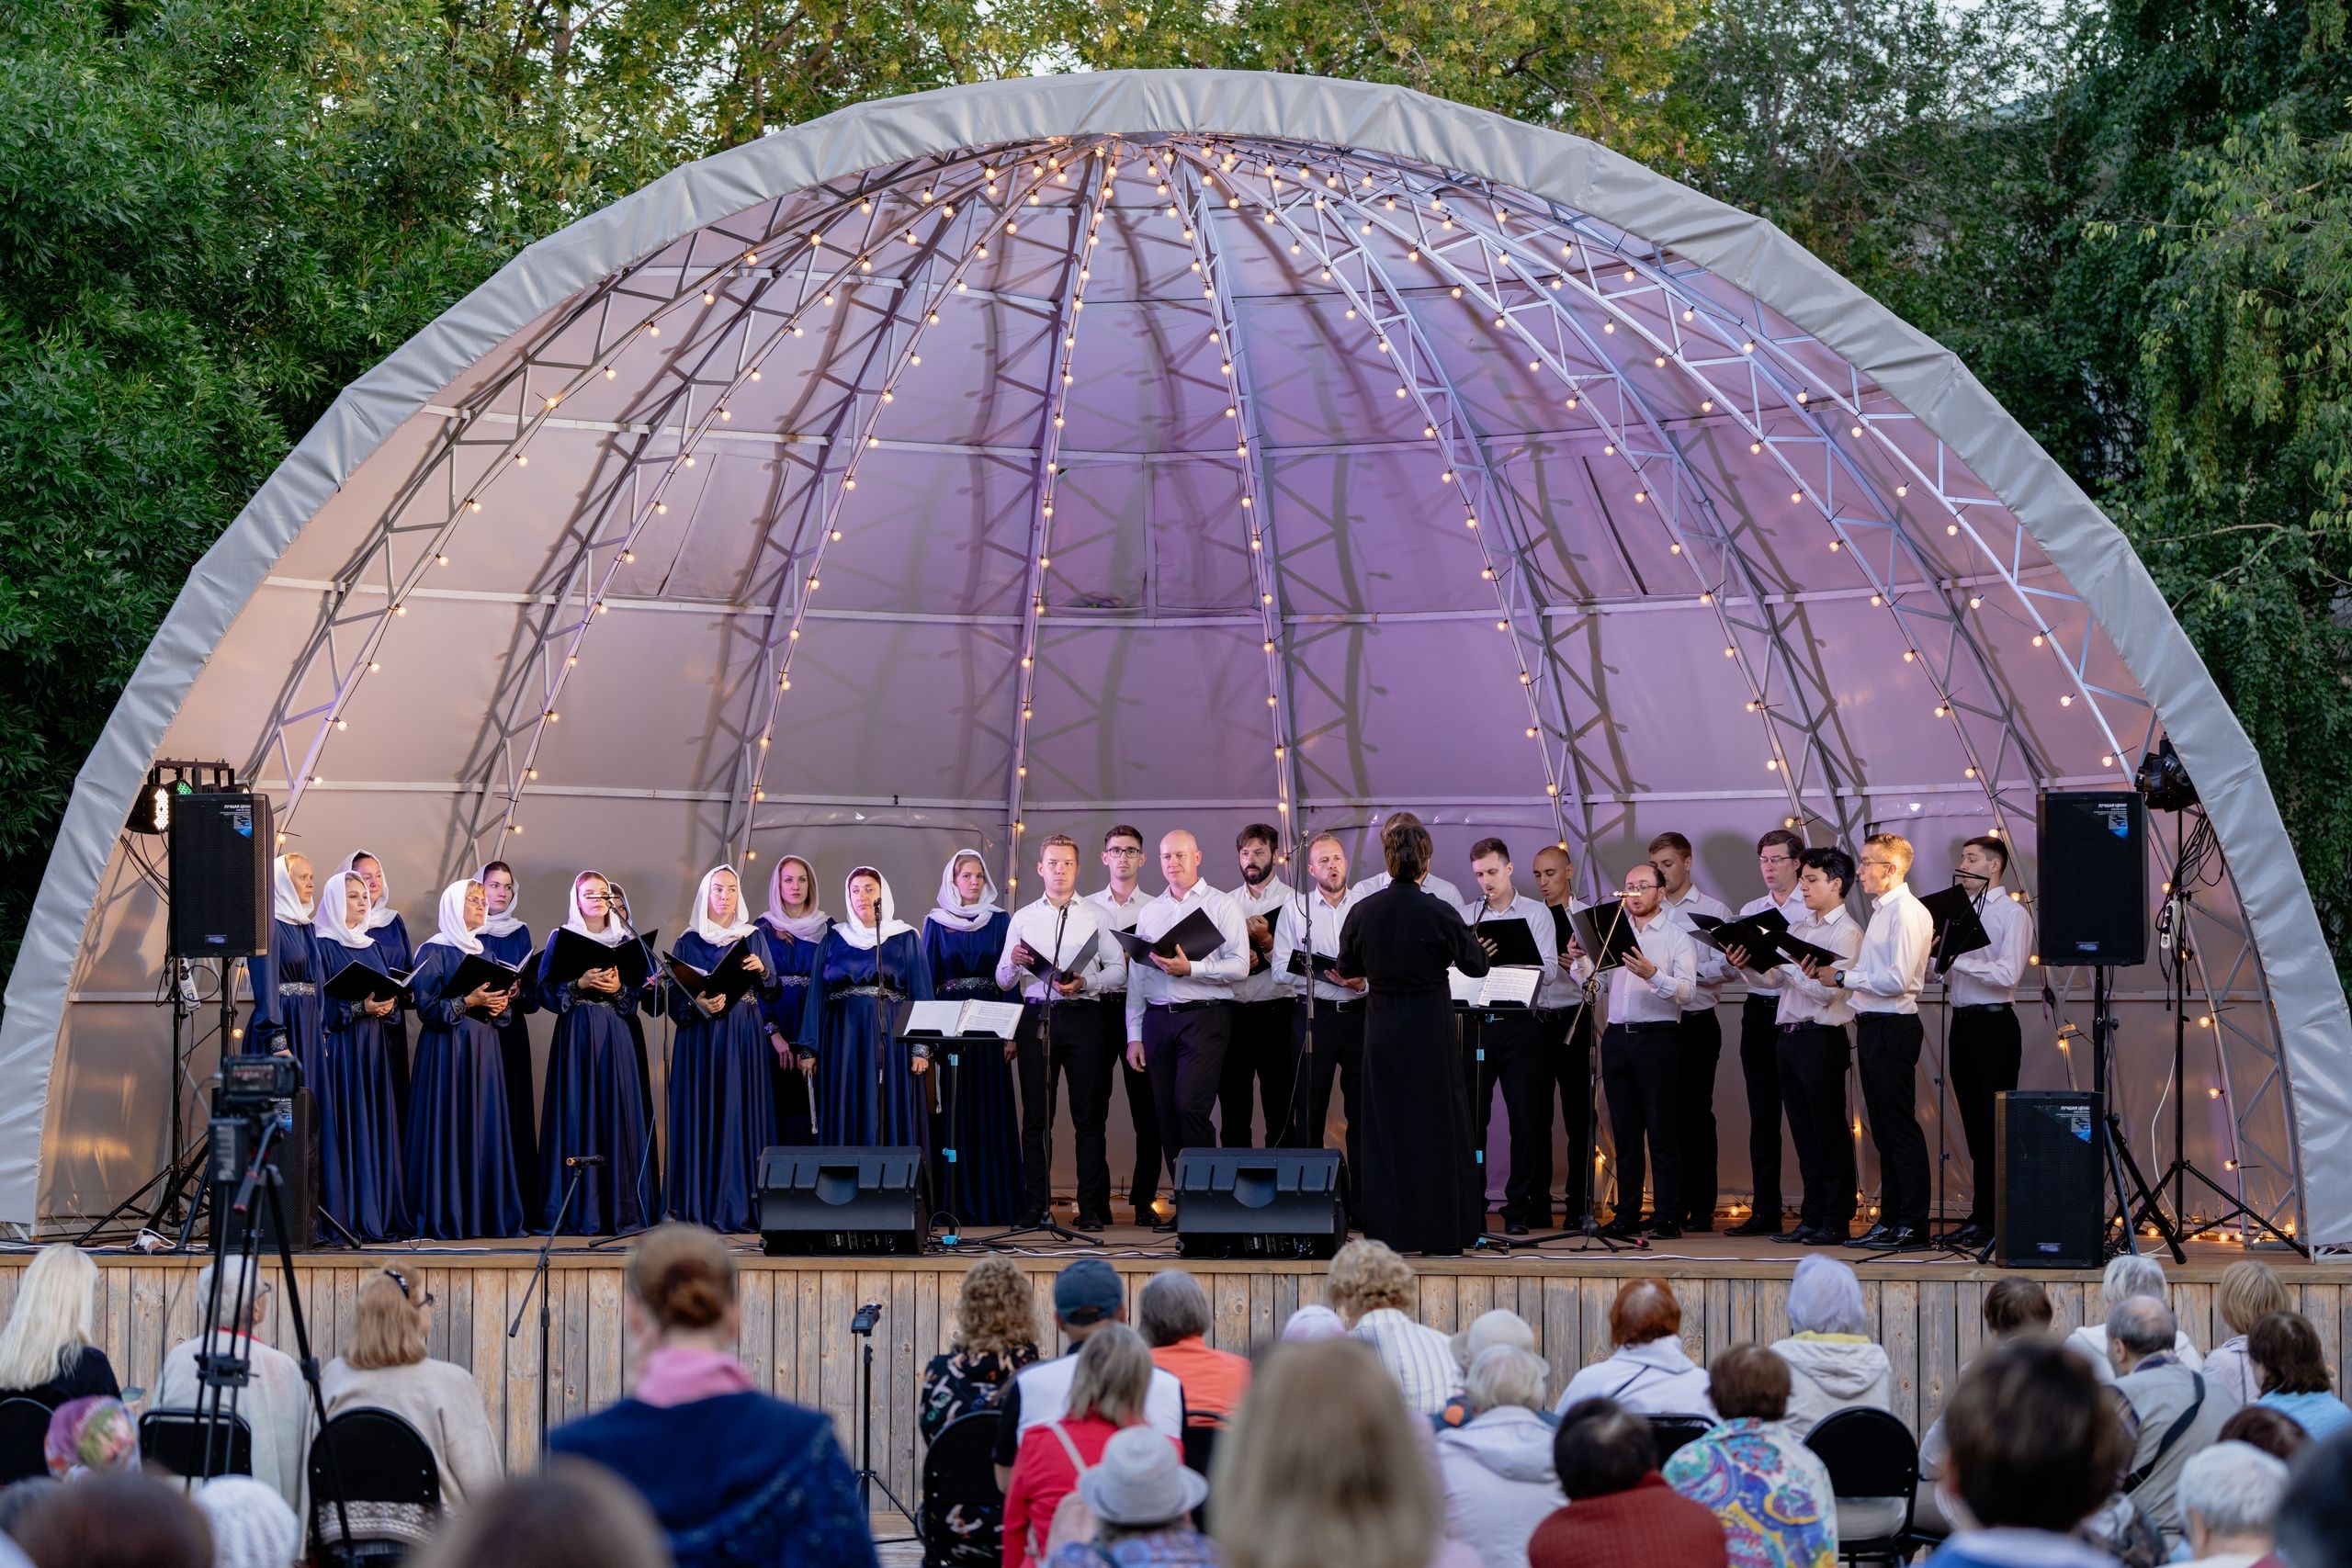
[993,1259,1187,1486]
[1055,1258,1126,1328]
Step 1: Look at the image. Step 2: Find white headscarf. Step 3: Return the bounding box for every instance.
[563,870,632,947]
[690,865,759,945]
[271,855,314,927]
[341,849,398,932]
[474,863,526,939]
[418,879,485,954]
[927,848,1001,932]
[763,854,831,942]
[837,867,917,951]
[311,871,378,951]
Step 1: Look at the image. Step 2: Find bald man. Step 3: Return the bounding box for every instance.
[1124,830,1251,1225]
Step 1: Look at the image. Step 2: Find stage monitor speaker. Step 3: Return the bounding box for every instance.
[2037,791,2147,967]
[205,1087,319,1253]
[1994,1090,2102,1269]
[1172,1147,1346,1259]
[168,793,274,960]
[758,1146,928,1256]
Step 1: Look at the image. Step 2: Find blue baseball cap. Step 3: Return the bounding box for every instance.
[1054,1258,1125,1325]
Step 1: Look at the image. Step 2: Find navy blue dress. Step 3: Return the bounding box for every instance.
[759,918,828,1146]
[801,931,933,1156]
[404,943,526,1239]
[922,916,1021,1224]
[537,939,660,1235]
[246,919,325,1079]
[479,923,541,1213]
[363,912,416,1119]
[665,929,783,1232]
[316,944,411,1241]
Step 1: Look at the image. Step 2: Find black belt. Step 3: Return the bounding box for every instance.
[1530,1005,1579,1021]
[1780,1020,1845,1036]
[1148,998,1226,1014]
[1952,1002,2014,1014]
[1606,1019,1679,1034]
[1308,998,1363,1012]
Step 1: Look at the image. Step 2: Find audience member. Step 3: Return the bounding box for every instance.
[189,1478,301,1568]
[1925,1339,2130,1567]
[2249,1312,2351,1441]
[1768,1257,1899,1540]
[1917,1279,2052,1535]
[322,1269,503,1506]
[2064,1255,2204,1386]
[2107,1295,2239,1549]
[1276,1306,1343,1344]
[0,1247,118,1408]
[548,1224,874,1568]
[1004,1325,1169,1568]
[1137,1274,1250,1423]
[922,1257,1042,1442]
[1045,1426,1216,1568]
[1524,1399,1727,1568]
[2274,1424,2352,1568]
[1663,1345,1836,1568]
[2175,1440,2288,1568]
[2217,1404,2309,1462]
[41,1395,135,1479]
[1327,1241,1462,1418]
[1210,1338,1469,1568]
[155,1258,312,1516]
[1436,1347,1565,1568]
[2204,1262,2290,1405]
[1438,1313,1539,1431]
[406,1458,672,1568]
[14,1469,211,1568]
[0,1479,59,1542]
[1553,1281,1712,1419]
[994,1260,1183,1491]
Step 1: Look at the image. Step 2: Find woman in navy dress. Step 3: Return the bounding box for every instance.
[247,853,324,1077]
[801,868,933,1156]
[537,871,661,1235]
[342,850,415,1119]
[475,860,542,1213]
[312,870,411,1241]
[405,878,526,1238]
[922,850,1020,1224]
[664,865,780,1232]
[758,854,830,1146]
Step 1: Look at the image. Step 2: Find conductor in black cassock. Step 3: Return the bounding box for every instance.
[1338,816,1491,1255]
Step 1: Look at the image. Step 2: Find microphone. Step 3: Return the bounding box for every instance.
[565,1155,607,1168]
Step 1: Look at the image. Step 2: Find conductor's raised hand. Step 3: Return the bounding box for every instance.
[1476,934,1499,959]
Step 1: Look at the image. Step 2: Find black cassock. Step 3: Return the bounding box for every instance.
[1338,881,1491,1254]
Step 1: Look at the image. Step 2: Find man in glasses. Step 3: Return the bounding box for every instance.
[1727,829,1812,1238]
[1571,862,1700,1240]
[1088,825,1162,1224]
[1817,832,1933,1251]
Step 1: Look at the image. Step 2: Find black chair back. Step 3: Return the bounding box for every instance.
[1644,1412,1716,1462]
[1804,1405,1920,1562]
[1180,1419,1221,1477]
[919,1409,1003,1566]
[0,1399,51,1484]
[309,1407,443,1565]
[138,1408,253,1480]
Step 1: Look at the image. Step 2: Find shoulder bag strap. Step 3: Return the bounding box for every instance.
[2121,1374,2206,1494]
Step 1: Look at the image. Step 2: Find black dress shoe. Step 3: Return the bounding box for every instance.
[1942,1223,1990,1247]
[1150,1217,1179,1234]
[1869,1225,1925,1251]
[1682,1219,1714,1234]
[1503,1220,1530,1236]
[1770,1226,1813,1244]
[1802,1228,1848,1246]
[1844,1223,1893,1248]
[1073,1214,1106,1233]
[1725,1215,1783,1238]
[1599,1219,1644,1241]
[1645,1222,1684,1241]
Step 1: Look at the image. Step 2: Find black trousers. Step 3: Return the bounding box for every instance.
[1673,1008,1724,1225]
[1777,1021,1856,1232]
[1102,996,1161,1212]
[1950,1004,2022,1227]
[1218,998,1297,1147]
[1600,1021,1680,1225]
[1142,1003,1231,1180]
[1290,998,1366,1207]
[1015,998,1117,1221]
[1858,1010,1930,1231]
[1465,1011,1557,1224]
[1739,993,1787,1220]
[1537,1005,1593,1223]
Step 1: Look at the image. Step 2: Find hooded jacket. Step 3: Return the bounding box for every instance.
[1770,1334,1902,1542]
[1437,1408,1568,1568]
[1554,1337,1717,1420]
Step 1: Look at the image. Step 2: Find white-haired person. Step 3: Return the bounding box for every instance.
[192,1476,303,1568]
[2061,1254,2203,1385]
[154,1257,315,1515]
[1554,1280,1713,1420]
[1769,1256,1897,1542]
[1437,1310,1539,1431]
[0,1246,119,1407]
[2175,1440,2288,1568]
[1436,1347,1565,1568]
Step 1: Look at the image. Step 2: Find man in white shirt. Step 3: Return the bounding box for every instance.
[992,1258,1185,1490]
[1530,843,1595,1225]
[1125,830,1250,1227]
[1823,832,1934,1250]
[1938,833,2034,1247]
[1649,831,1734,1232]
[1729,846,1866,1246]
[1459,838,1563,1235]
[1272,832,1367,1188]
[997,832,1116,1229]
[1219,822,1296,1148]
[1351,810,1467,908]
[1728,828,1812,1237]
[1571,863,1700,1240]
[1088,824,1160,1224]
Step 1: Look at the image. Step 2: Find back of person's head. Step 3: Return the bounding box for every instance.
[2278,1425,2352,1568]
[1942,1339,2129,1534]
[2178,1441,2288,1553]
[1464,1346,1550,1416]
[44,1396,135,1478]
[1279,1306,1344,1343]
[190,1478,300,1568]
[1451,1308,1535,1371]
[2219,1259,2291,1338]
[1067,1324,1153,1427]
[1136,1272,1211,1349]
[1052,1258,1125,1332]
[1551,1398,1656,1501]
[2107,1294,2178,1363]
[1982,1278,2052,1337]
[2101,1253,2169,1314]
[347,1269,430,1371]
[0,1247,96,1391]
[1606,1280,1680,1348]
[407,1459,671,1568]
[1708,1344,1792,1423]
[1786,1255,1868,1337]
[1212,1339,1441,1568]
[2251,1312,2335,1396]
[625,1224,736,1336]
[0,1478,60,1542]
[14,1469,211,1568]
[1381,817,1433,884]
[952,1256,1038,1359]
[190,1258,266,1336]
[1324,1240,1414,1325]
[2221,1404,2312,1462]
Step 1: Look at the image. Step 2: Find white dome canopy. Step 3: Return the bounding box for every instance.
[8,70,2346,1243]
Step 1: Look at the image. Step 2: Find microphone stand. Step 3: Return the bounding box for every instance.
[983,899,1097,1247]
[1510,907,1634,1253]
[512,1153,595,1446]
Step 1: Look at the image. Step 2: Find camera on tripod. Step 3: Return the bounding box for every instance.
[205,1055,299,1191]
[850,1302,883,1337]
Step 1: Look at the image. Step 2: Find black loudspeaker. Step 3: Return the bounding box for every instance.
[1173,1147,1346,1259]
[205,1088,319,1253]
[1994,1090,2102,1269]
[168,793,274,959]
[758,1146,929,1255]
[2037,791,2147,967]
